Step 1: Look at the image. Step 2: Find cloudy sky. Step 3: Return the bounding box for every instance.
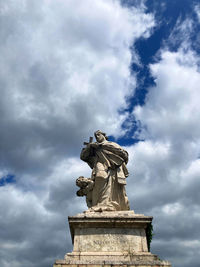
[0,0,200,266]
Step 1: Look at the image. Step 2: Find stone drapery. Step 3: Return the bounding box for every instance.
[80,140,130,212]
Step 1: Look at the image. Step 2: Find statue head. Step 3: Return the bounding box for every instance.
[94,130,108,143]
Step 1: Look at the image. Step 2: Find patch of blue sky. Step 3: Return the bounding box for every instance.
[117,0,200,146]
[0,174,16,186]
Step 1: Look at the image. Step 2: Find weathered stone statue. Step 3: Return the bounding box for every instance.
[76,130,130,212]
[54,130,172,267]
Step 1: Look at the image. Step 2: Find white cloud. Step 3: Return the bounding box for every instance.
[131,47,200,207]
[195,4,200,23]
[1,1,199,266]
[162,202,182,215]
[0,1,155,266]
[0,157,87,267]
[134,49,200,146]
[130,30,200,264]
[0,0,154,177]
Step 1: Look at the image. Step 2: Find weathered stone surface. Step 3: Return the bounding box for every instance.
[69,211,150,256]
[53,133,172,267]
[55,212,171,266]
[78,130,130,212]
[73,227,147,252]
[53,260,171,267]
[63,252,171,266]
[68,211,152,244]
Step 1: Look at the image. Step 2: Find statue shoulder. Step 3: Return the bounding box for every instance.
[103,140,124,150]
[102,141,128,164]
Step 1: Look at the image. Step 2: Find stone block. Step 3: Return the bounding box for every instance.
[53,211,171,267]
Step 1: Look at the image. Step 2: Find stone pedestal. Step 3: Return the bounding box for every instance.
[53,211,171,267]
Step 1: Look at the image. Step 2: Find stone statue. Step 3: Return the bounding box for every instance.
[76,130,130,212]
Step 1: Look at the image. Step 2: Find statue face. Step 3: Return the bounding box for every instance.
[95,132,106,143]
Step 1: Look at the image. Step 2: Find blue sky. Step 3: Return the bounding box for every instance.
[118,0,200,145]
[0,1,200,267]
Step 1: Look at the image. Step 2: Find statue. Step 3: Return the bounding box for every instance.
[54,130,172,267]
[76,130,130,212]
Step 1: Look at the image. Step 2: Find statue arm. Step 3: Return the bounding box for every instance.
[80,146,90,161]
[80,145,95,169]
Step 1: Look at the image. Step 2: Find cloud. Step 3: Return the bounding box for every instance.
[195,4,200,23]
[0,0,154,178]
[130,37,200,266]
[0,183,73,267]
[0,1,155,267]
[2,1,200,266]
[166,17,194,49]
[133,48,200,157]
[0,156,92,267]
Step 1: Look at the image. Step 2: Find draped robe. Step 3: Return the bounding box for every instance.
[80,140,130,211]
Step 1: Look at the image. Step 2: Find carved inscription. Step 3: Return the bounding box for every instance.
[75,228,147,253]
[93,238,127,246]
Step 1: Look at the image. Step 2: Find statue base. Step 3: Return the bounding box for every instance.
[53,211,171,267]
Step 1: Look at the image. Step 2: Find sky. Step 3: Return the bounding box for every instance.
[0,0,200,266]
